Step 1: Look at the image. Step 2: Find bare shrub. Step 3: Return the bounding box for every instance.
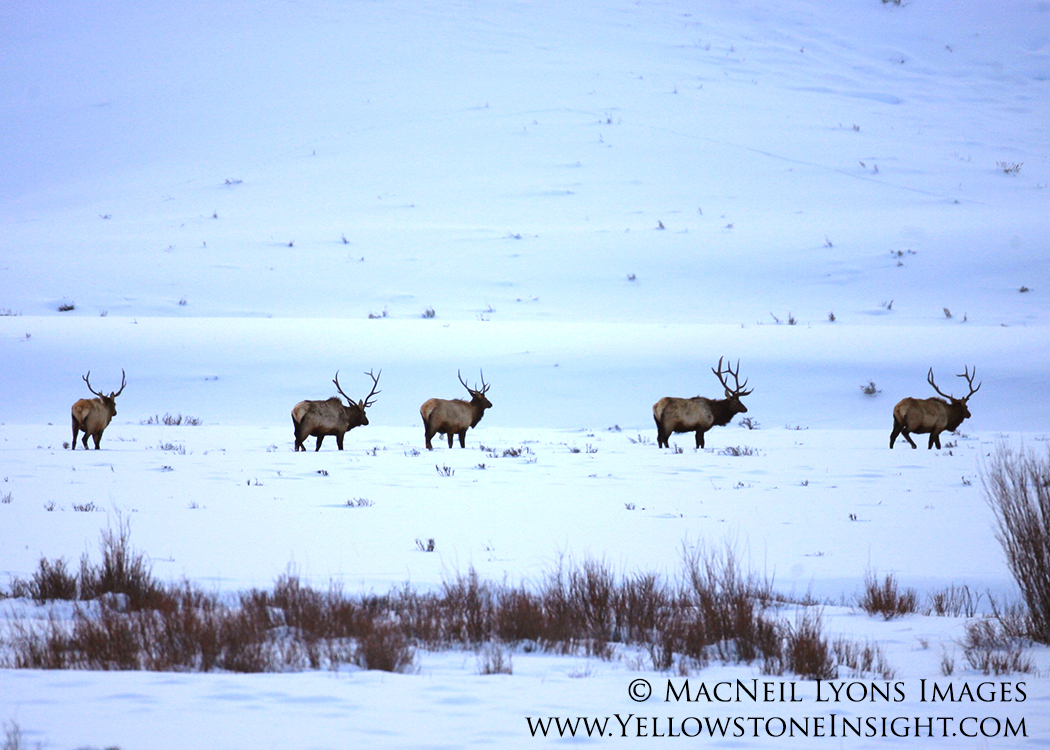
[833,637,896,679]
[941,650,955,676]
[354,620,415,672]
[785,609,836,680]
[719,445,757,456]
[858,572,917,619]
[494,587,544,644]
[672,544,780,666]
[2,720,38,750]
[962,619,1034,675]
[84,520,163,609]
[477,643,512,675]
[141,413,201,426]
[23,557,78,602]
[924,584,981,617]
[3,543,881,681]
[442,567,494,646]
[983,444,1050,642]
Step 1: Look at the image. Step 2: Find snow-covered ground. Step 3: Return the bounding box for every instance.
[2,0,1049,746]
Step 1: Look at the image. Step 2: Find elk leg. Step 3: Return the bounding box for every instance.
[82,433,90,449]
[901,430,917,449]
[71,416,80,450]
[423,418,435,450]
[447,432,454,449]
[929,432,940,450]
[92,434,102,450]
[458,431,467,448]
[315,435,324,451]
[695,430,705,449]
[336,433,344,450]
[889,420,901,449]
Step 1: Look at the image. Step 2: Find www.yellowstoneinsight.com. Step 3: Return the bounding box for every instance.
[525,678,1029,739]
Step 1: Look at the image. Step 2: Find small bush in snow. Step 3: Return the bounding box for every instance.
[477,643,513,675]
[924,584,981,618]
[962,619,1034,675]
[354,621,417,673]
[997,161,1022,175]
[860,381,880,396]
[833,637,896,679]
[719,445,758,456]
[784,608,837,680]
[142,413,201,426]
[858,572,917,620]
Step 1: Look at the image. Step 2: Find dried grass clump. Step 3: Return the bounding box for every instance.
[858,572,917,620]
[4,540,893,681]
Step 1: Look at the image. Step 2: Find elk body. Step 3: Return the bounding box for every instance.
[71,370,126,450]
[890,367,980,449]
[292,370,380,451]
[653,358,752,449]
[420,371,492,450]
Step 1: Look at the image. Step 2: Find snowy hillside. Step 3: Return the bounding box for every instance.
[1,0,1049,747]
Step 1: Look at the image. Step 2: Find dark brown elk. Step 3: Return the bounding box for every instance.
[71,370,126,450]
[420,370,492,450]
[292,370,381,451]
[890,366,980,449]
[653,358,752,449]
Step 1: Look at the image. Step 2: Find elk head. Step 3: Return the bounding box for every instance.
[333,369,382,425]
[83,369,126,418]
[459,369,492,412]
[927,366,980,421]
[712,357,752,415]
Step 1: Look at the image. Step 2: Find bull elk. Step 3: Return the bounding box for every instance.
[653,358,752,449]
[292,370,381,451]
[420,370,492,450]
[890,366,980,449]
[71,370,126,450]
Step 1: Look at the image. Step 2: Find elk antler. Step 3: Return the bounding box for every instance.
[83,369,125,398]
[361,369,382,408]
[712,357,752,397]
[927,367,980,401]
[926,368,949,399]
[333,371,353,404]
[458,369,490,395]
[958,366,981,400]
[83,371,104,398]
[112,369,127,398]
